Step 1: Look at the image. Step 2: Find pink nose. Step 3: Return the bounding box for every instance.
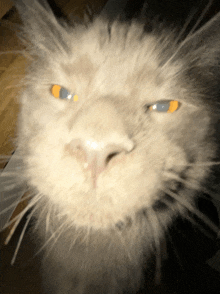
[70,138,134,186]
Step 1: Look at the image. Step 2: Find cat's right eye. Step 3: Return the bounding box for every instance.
[51,85,78,101]
[146,100,180,113]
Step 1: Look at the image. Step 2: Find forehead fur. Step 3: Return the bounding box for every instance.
[42,18,182,103]
[17,1,220,110]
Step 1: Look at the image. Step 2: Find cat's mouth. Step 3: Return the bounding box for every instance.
[28,148,164,228]
[27,127,205,230]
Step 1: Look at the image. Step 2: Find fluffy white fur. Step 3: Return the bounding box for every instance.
[8,0,220,293]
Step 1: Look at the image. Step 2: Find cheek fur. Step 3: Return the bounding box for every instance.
[23,114,207,231]
[10,3,220,293]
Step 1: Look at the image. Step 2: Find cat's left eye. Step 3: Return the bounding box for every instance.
[148,100,180,113]
[51,85,78,101]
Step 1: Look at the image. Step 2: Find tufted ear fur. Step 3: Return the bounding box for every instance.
[178,10,220,55]
[171,11,220,106]
[14,0,70,56]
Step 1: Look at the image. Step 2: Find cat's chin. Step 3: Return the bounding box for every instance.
[29,165,161,229]
[38,177,160,229]
[26,139,165,228]
[26,138,193,229]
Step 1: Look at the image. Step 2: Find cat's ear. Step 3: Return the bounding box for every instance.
[172,12,220,104]
[14,0,70,56]
[14,0,52,12]
[176,11,220,63]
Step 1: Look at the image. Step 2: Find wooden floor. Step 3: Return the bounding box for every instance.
[0,1,108,293]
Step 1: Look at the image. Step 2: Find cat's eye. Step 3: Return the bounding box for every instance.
[51,85,78,101]
[148,100,180,113]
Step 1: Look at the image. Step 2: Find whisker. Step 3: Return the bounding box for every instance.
[84,226,92,249]
[45,221,72,259]
[11,208,35,265]
[45,206,52,234]
[161,0,214,70]
[173,8,197,46]
[185,0,213,39]
[2,204,28,234]
[184,214,217,240]
[33,205,48,232]
[147,208,162,283]
[0,193,32,217]
[69,229,79,252]
[1,191,27,202]
[0,176,24,186]
[4,209,29,245]
[199,187,220,203]
[0,51,24,56]
[163,171,199,190]
[163,188,219,236]
[69,227,85,252]
[162,223,183,269]
[0,170,23,177]
[0,175,18,183]
[80,226,90,245]
[3,193,41,241]
[115,227,132,262]
[0,183,23,193]
[163,172,220,203]
[0,172,21,180]
[34,221,68,257]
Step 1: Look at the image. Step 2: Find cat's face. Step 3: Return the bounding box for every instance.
[16,2,219,231]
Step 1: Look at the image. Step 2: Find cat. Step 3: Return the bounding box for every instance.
[2,0,220,293]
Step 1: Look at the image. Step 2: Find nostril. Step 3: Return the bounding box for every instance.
[105,152,119,165]
[68,137,134,184]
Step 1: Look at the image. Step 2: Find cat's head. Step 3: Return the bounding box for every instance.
[15,0,220,232]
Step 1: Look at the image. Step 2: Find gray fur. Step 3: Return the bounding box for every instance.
[12,1,220,293]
